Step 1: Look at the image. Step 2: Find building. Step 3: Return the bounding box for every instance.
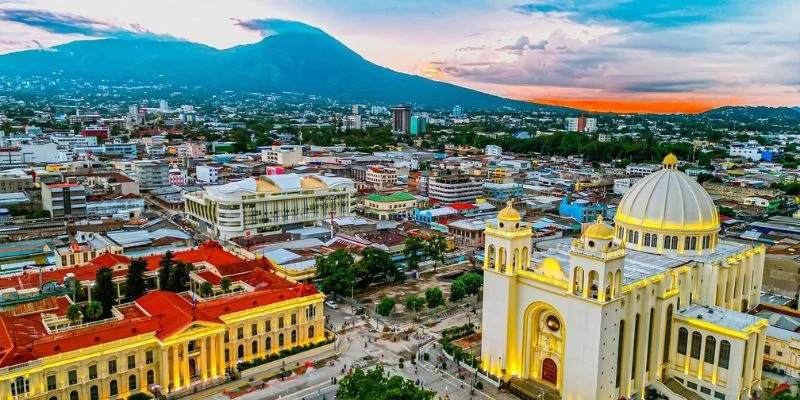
[343,114,363,130]
[184,174,356,240]
[483,182,524,202]
[613,177,642,195]
[134,161,169,191]
[0,245,328,400]
[86,194,145,216]
[364,167,397,190]
[196,165,221,184]
[481,155,768,400]
[352,104,365,115]
[558,197,608,223]
[261,143,303,167]
[485,145,502,156]
[0,143,62,165]
[101,143,138,158]
[81,125,110,140]
[390,105,412,133]
[0,169,34,193]
[598,133,612,142]
[420,174,484,204]
[749,304,800,392]
[410,116,426,135]
[743,196,781,213]
[452,105,463,118]
[729,143,781,162]
[51,135,98,148]
[363,192,416,220]
[447,218,486,247]
[626,163,661,176]
[42,182,87,218]
[566,116,597,132]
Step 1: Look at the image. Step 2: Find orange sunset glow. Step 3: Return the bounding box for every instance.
[531,98,744,114]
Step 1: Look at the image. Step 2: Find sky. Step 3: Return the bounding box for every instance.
[0,0,799,113]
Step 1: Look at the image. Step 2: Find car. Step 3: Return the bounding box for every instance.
[325,300,339,309]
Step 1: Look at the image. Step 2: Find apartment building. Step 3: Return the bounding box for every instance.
[419,174,484,203]
[41,182,87,218]
[261,143,303,167]
[365,167,397,190]
[134,160,170,191]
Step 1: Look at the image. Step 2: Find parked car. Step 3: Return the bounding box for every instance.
[325,300,339,309]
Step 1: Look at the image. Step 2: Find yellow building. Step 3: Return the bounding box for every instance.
[0,262,327,400]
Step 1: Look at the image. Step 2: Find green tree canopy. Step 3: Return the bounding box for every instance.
[220,277,232,293]
[376,297,396,317]
[404,295,425,313]
[357,247,403,285]
[66,304,82,324]
[424,235,448,272]
[424,287,444,309]
[83,301,104,322]
[450,279,467,302]
[94,267,116,318]
[124,257,148,302]
[317,249,356,297]
[403,236,426,271]
[455,272,484,297]
[337,366,434,400]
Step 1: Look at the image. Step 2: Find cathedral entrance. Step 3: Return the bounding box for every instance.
[521,302,564,392]
[541,358,557,385]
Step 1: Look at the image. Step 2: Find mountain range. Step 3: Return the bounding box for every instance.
[0,24,562,111]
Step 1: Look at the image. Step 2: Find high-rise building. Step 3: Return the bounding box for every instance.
[159,100,169,112]
[42,182,87,218]
[409,116,426,135]
[452,105,463,117]
[344,114,363,130]
[566,116,597,132]
[390,105,412,133]
[352,104,365,115]
[419,174,483,203]
[481,155,767,400]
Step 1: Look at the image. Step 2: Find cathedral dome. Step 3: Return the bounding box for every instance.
[584,216,613,240]
[497,201,521,222]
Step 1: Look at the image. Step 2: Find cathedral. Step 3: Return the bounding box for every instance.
[481,155,768,400]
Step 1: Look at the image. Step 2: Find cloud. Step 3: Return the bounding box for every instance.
[0,8,175,40]
[498,36,548,53]
[232,18,324,37]
[510,2,570,15]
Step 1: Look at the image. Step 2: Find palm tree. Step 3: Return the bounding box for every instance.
[200,282,214,297]
[83,301,104,322]
[220,277,232,293]
[66,304,83,325]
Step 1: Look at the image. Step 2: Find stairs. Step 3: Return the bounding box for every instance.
[663,378,706,400]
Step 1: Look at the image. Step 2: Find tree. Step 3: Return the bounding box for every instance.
[424,235,448,272]
[424,287,444,309]
[94,267,117,319]
[66,304,82,325]
[158,251,174,290]
[124,257,148,302]
[220,277,232,293]
[376,297,396,317]
[200,282,214,297]
[457,272,484,297]
[450,279,466,302]
[167,261,192,292]
[71,279,84,302]
[404,295,425,313]
[316,250,356,297]
[83,301,104,322]
[403,236,425,271]
[337,365,434,400]
[357,247,402,285]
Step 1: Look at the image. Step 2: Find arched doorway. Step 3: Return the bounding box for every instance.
[541,358,558,385]
[521,302,565,391]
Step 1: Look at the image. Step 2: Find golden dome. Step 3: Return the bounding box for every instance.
[256,179,280,193]
[300,176,327,189]
[540,257,561,272]
[497,200,521,222]
[663,153,678,166]
[584,216,613,240]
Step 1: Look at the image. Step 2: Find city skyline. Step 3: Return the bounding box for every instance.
[0,0,799,113]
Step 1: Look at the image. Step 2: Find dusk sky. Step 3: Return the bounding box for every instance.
[1,0,798,113]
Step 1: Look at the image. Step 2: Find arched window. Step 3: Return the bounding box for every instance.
[146,370,154,385]
[644,233,651,247]
[70,391,79,400]
[237,344,244,359]
[690,332,702,359]
[110,380,118,396]
[704,336,716,364]
[618,227,624,240]
[49,397,58,400]
[128,375,137,390]
[11,377,29,396]
[633,231,639,244]
[224,349,230,362]
[719,340,731,369]
[631,314,640,374]
[685,237,697,250]
[266,337,272,351]
[308,326,315,340]
[278,333,285,347]
[251,340,258,355]
[90,385,99,400]
[291,330,297,344]
[663,305,673,363]
[677,327,688,355]
[663,235,671,249]
[616,320,624,388]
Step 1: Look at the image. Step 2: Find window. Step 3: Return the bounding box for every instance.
[616,320,625,388]
[714,392,726,399]
[252,340,258,355]
[266,337,272,351]
[307,305,316,320]
[631,314,640,375]
[128,374,137,390]
[128,354,136,369]
[279,317,285,329]
[251,323,258,336]
[146,350,154,364]
[719,340,731,369]
[685,237,697,250]
[108,359,117,374]
[265,320,271,332]
[308,326,315,339]
[690,332,702,359]
[110,380,118,396]
[677,328,688,355]
[70,391,79,400]
[701,387,712,395]
[147,370,155,385]
[11,377,30,395]
[69,369,78,385]
[225,349,230,362]
[47,375,57,391]
[90,385,99,400]
[764,344,770,355]
[663,305,673,363]
[704,336,716,364]
[89,364,98,379]
[224,331,230,343]
[237,345,244,359]
[237,327,244,340]
[291,330,297,344]
[279,333,285,347]
[687,381,698,390]
[291,314,297,325]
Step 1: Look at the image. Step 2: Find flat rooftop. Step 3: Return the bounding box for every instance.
[677,304,765,333]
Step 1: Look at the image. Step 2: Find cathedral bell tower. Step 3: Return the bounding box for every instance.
[568,216,625,302]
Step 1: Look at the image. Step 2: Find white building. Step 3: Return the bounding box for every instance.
[729,143,765,161]
[343,115,363,130]
[365,167,397,190]
[419,175,484,203]
[598,133,612,142]
[184,174,356,240]
[566,117,597,132]
[261,143,303,167]
[133,160,169,190]
[196,165,221,184]
[481,155,768,400]
[0,143,61,165]
[626,163,661,176]
[485,145,503,156]
[613,177,642,195]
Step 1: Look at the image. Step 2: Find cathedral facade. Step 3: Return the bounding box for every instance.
[481,155,768,400]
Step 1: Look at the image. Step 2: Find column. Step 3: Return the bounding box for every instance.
[697,334,707,377]
[200,337,208,382]
[753,331,767,387]
[717,267,728,308]
[217,334,226,372]
[210,334,218,378]
[619,287,637,396]
[182,342,190,386]
[160,347,170,391]
[171,346,180,390]
[742,255,754,310]
[751,249,766,304]
[726,263,736,309]
[735,259,746,309]
[742,335,757,393]
[634,290,651,393]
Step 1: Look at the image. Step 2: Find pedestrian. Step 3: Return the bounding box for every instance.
[365,342,367,349]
